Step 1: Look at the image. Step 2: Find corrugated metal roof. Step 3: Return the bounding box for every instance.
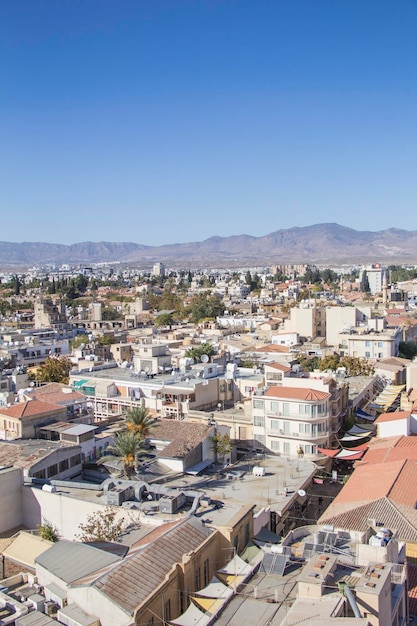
[35,540,121,584]
[94,517,212,613]
[62,424,97,436]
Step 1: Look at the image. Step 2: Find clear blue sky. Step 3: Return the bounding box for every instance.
[1,0,416,245]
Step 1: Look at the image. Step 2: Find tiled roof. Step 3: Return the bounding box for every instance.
[319,497,417,543]
[0,399,64,419]
[318,457,417,541]
[33,389,86,406]
[255,344,290,353]
[407,564,417,615]
[375,410,411,424]
[93,517,212,613]
[356,435,417,465]
[265,363,291,372]
[265,386,330,401]
[152,420,214,459]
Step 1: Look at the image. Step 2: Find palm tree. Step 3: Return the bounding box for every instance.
[98,431,145,478]
[124,406,158,440]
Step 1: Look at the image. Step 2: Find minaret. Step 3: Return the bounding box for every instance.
[382,271,388,306]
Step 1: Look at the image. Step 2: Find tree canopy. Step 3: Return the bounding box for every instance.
[98,430,146,478]
[36,356,72,383]
[77,506,126,542]
[124,405,157,440]
[184,343,216,362]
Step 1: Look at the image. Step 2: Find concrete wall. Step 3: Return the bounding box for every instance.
[21,487,134,540]
[0,467,23,532]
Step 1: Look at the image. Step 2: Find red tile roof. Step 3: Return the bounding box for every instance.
[375,410,411,424]
[265,386,330,401]
[265,362,291,372]
[0,399,64,418]
[255,344,291,353]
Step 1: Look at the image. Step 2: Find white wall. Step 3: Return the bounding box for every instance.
[21,487,134,540]
[377,418,409,438]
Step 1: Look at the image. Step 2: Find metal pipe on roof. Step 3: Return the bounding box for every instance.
[344,585,362,619]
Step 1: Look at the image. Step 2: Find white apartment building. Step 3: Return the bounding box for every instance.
[252,386,331,459]
[338,328,402,359]
[360,263,389,295]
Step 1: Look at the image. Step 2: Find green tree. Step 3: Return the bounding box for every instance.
[187,292,225,323]
[399,341,417,360]
[36,356,72,383]
[71,334,90,350]
[360,270,371,293]
[124,406,157,440]
[76,506,126,542]
[184,342,216,362]
[101,305,123,320]
[155,312,174,328]
[210,432,232,464]
[37,519,59,542]
[98,431,146,478]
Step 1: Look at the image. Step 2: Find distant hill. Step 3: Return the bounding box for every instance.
[1,224,417,267]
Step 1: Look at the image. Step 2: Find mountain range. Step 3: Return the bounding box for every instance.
[1,224,417,268]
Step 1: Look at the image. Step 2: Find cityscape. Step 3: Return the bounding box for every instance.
[0,256,417,625]
[1,0,416,625]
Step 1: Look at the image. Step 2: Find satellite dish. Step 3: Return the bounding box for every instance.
[298,489,306,497]
[201,354,209,363]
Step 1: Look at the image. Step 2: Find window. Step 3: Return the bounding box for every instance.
[164,599,171,622]
[365,351,371,358]
[255,434,266,446]
[283,421,290,434]
[253,399,264,409]
[195,567,201,591]
[47,464,58,478]
[378,341,383,348]
[270,401,280,413]
[270,440,280,451]
[254,416,265,427]
[299,404,305,414]
[203,559,210,586]
[283,442,290,455]
[365,340,370,347]
[269,419,280,430]
[282,402,290,416]
[70,454,81,467]
[59,459,69,472]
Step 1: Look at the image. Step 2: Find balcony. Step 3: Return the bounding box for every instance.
[266,429,329,440]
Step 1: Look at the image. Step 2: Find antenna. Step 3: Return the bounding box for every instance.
[201,354,209,363]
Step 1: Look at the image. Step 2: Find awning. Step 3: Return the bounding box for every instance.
[169,602,211,626]
[191,597,224,614]
[347,425,374,436]
[72,379,89,388]
[336,448,366,460]
[2,532,53,570]
[194,576,234,601]
[339,433,371,442]
[355,408,375,422]
[317,446,367,460]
